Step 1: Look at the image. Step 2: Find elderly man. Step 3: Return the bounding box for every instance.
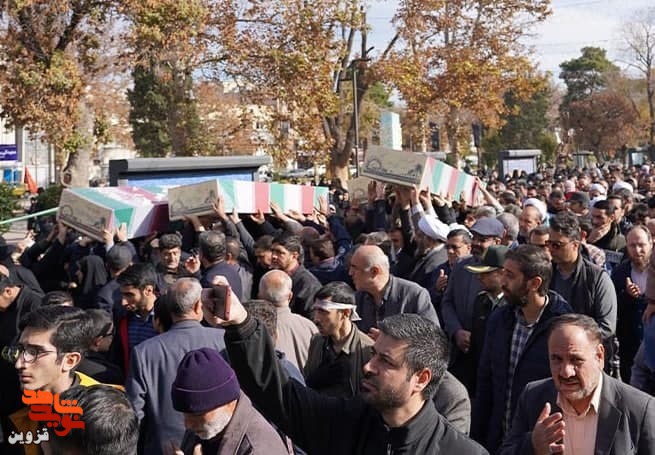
[304,281,373,398]
[205,280,488,454]
[499,314,655,455]
[125,278,226,455]
[518,203,545,244]
[611,225,652,382]
[172,348,289,455]
[349,245,439,334]
[258,269,318,370]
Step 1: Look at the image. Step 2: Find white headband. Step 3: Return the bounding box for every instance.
[313,299,361,321]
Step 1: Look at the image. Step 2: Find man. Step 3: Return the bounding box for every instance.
[156,233,196,288]
[497,212,520,248]
[207,281,488,454]
[441,217,504,390]
[528,225,551,260]
[518,204,544,244]
[611,225,651,382]
[472,246,571,453]
[0,273,42,431]
[465,245,509,394]
[589,199,626,268]
[258,270,317,370]
[271,232,321,319]
[6,306,99,455]
[349,245,439,334]
[304,281,374,398]
[43,385,138,455]
[95,244,132,315]
[499,314,655,455]
[307,236,350,285]
[407,188,449,290]
[112,263,160,374]
[198,231,243,299]
[567,191,591,221]
[225,237,253,301]
[126,278,226,455]
[77,309,123,385]
[548,211,618,376]
[171,347,289,455]
[430,228,472,324]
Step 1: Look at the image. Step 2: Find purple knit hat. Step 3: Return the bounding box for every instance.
[171,348,240,413]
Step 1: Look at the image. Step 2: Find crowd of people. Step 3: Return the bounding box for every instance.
[0,160,655,454]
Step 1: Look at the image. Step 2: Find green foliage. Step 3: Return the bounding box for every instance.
[559,47,619,106]
[36,185,63,211]
[0,184,20,233]
[367,82,393,109]
[537,132,558,164]
[128,65,172,157]
[481,84,552,155]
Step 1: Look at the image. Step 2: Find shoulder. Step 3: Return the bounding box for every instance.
[522,377,556,397]
[605,375,655,411]
[392,276,428,295]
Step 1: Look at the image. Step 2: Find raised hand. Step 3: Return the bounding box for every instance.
[531,402,565,455]
[436,269,448,292]
[250,209,266,225]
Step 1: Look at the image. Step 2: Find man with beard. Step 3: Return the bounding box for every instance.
[156,233,197,288]
[548,211,618,377]
[611,225,652,382]
[471,245,572,453]
[499,314,655,455]
[304,281,373,398]
[171,347,288,455]
[204,276,487,454]
[441,217,504,392]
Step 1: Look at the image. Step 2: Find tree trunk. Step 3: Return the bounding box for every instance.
[60,97,93,187]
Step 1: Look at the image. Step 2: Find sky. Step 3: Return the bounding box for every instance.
[366,0,654,80]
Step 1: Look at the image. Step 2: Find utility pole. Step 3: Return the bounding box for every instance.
[352,64,360,177]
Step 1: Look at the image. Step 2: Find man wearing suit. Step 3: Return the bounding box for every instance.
[125,278,226,455]
[499,313,655,455]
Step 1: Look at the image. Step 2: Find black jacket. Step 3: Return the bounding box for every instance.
[289,265,321,319]
[225,315,488,454]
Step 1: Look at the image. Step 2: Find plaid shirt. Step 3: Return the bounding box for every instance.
[503,297,549,432]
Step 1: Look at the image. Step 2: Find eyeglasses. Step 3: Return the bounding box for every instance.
[472,234,494,243]
[3,345,57,364]
[98,322,114,338]
[446,244,466,251]
[545,240,572,250]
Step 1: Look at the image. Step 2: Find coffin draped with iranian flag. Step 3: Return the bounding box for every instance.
[361,148,481,205]
[57,187,169,241]
[168,180,329,220]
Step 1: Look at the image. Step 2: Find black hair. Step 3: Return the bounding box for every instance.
[47,385,138,455]
[199,231,227,263]
[272,231,304,259]
[504,244,552,296]
[41,290,73,306]
[549,211,581,241]
[447,228,472,244]
[86,309,113,338]
[378,314,448,400]
[310,236,335,261]
[254,235,273,251]
[153,294,174,333]
[116,263,157,290]
[592,199,618,216]
[19,306,95,365]
[158,233,182,250]
[314,281,355,306]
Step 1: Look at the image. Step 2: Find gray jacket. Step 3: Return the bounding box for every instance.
[499,374,655,455]
[180,393,289,455]
[126,320,226,455]
[434,371,471,435]
[355,275,439,333]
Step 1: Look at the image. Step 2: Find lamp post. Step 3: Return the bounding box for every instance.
[352,65,360,177]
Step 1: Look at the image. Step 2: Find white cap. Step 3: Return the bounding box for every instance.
[417,214,449,242]
[523,198,547,222]
[613,181,633,193]
[589,183,606,195]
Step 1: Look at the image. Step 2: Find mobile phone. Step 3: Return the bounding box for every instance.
[210,284,231,320]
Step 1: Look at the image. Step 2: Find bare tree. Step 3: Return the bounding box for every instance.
[622,8,655,146]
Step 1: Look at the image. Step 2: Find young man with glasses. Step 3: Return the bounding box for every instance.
[3,306,99,455]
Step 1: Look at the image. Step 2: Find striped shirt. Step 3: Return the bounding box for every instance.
[127,310,158,352]
[504,297,549,432]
